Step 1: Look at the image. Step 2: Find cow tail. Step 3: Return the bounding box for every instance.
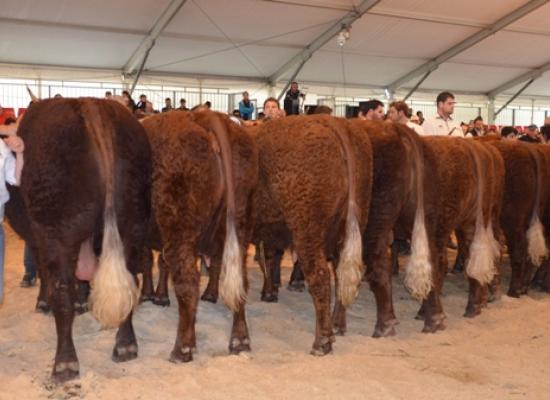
[396,126,433,301]
[207,113,246,312]
[525,146,548,266]
[83,100,139,328]
[465,143,498,285]
[331,120,363,308]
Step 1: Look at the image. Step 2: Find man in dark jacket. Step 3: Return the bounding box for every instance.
[518,124,543,143]
[283,82,304,115]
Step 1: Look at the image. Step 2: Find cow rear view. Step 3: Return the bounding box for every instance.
[17,98,151,382]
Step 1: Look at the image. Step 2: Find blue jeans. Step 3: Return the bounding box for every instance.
[24,243,37,279]
[0,223,4,304]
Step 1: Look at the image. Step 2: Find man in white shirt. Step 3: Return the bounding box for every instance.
[358,99,385,121]
[387,101,425,135]
[422,92,463,137]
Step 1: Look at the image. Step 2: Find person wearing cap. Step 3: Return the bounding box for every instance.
[518,124,543,143]
[422,91,462,136]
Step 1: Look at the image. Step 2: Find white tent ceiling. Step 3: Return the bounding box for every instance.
[1,0,549,98]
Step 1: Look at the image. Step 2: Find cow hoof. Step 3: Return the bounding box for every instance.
[333,325,346,336]
[488,289,502,303]
[169,347,194,363]
[52,361,79,384]
[507,290,521,298]
[73,302,88,315]
[139,294,155,304]
[261,293,278,303]
[310,336,333,356]
[229,337,251,354]
[372,319,398,338]
[112,344,138,363]
[36,300,51,315]
[200,292,218,304]
[463,306,481,319]
[288,280,305,292]
[422,318,446,334]
[153,296,171,307]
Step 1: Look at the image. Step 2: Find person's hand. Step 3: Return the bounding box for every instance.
[4,136,24,153]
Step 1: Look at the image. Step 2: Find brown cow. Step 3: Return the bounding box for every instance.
[252,115,373,355]
[394,133,504,329]
[445,139,550,298]
[141,110,257,362]
[14,98,151,382]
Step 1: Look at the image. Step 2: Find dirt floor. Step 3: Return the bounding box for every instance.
[1,223,549,400]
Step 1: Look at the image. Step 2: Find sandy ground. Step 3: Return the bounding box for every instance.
[0,223,549,400]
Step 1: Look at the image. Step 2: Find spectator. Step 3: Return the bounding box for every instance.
[53,94,63,99]
[105,91,112,99]
[263,97,285,120]
[283,81,304,116]
[468,116,486,137]
[422,91,462,136]
[232,109,241,118]
[358,99,384,121]
[179,99,188,110]
[518,124,543,143]
[540,116,550,142]
[122,90,136,111]
[460,122,469,136]
[311,105,332,115]
[204,101,212,109]
[239,91,254,121]
[501,126,518,140]
[162,98,173,113]
[388,101,424,135]
[416,110,425,125]
[136,94,147,111]
[0,129,25,304]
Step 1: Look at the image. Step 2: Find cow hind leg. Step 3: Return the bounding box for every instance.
[74,280,90,315]
[299,246,333,356]
[139,249,155,303]
[36,268,51,314]
[201,255,220,304]
[154,255,171,306]
[259,246,281,303]
[288,259,306,292]
[229,249,251,355]
[48,254,80,383]
[168,245,199,363]
[112,311,138,362]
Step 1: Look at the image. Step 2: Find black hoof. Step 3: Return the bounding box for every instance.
[139,294,155,304]
[261,293,278,303]
[52,361,79,384]
[153,296,171,307]
[169,347,194,363]
[200,292,218,304]
[288,280,305,292]
[507,290,521,299]
[229,337,251,354]
[73,302,89,315]
[112,344,138,363]
[310,337,333,356]
[36,300,51,315]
